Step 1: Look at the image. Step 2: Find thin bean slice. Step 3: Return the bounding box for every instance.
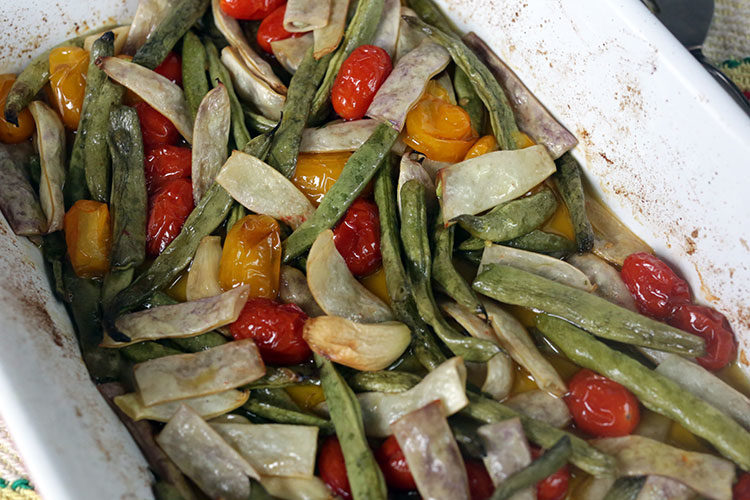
[455,66,485,134]
[132,0,210,69]
[0,143,45,236]
[205,39,251,150]
[474,265,705,356]
[404,16,519,150]
[29,101,66,233]
[192,85,231,203]
[554,153,594,252]
[400,180,500,362]
[536,314,750,470]
[282,122,399,262]
[182,30,210,121]
[489,437,572,500]
[432,221,484,315]
[317,354,388,500]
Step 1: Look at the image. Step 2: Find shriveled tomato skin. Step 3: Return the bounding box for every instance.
[531,447,569,500]
[135,101,179,148]
[375,435,416,491]
[621,252,691,319]
[333,198,382,277]
[465,459,494,500]
[332,45,392,120]
[318,437,352,500]
[734,472,750,500]
[144,145,192,193]
[154,52,182,85]
[146,177,194,257]
[565,369,640,438]
[229,298,311,365]
[257,5,302,54]
[220,0,284,20]
[668,304,736,371]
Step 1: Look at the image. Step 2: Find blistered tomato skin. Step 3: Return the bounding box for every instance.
[668,304,736,371]
[144,145,192,193]
[292,152,351,206]
[333,198,382,277]
[531,447,570,500]
[257,5,303,54]
[734,472,750,500]
[465,460,494,500]
[318,437,352,500]
[135,102,179,148]
[154,52,182,86]
[332,45,393,120]
[219,215,282,298]
[565,369,640,438]
[146,177,194,257]
[47,46,89,130]
[0,75,34,143]
[64,200,111,278]
[404,94,478,162]
[621,252,691,319]
[220,0,284,20]
[229,298,311,365]
[375,435,416,491]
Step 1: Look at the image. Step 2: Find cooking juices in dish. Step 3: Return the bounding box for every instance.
[1,0,749,499]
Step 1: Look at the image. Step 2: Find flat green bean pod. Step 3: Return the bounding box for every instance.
[283,122,399,262]
[400,180,500,362]
[205,39,251,149]
[404,16,519,150]
[536,314,750,470]
[553,153,594,252]
[182,31,210,121]
[432,221,484,315]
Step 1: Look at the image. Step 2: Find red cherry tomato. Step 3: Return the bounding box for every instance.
[257,5,303,54]
[565,369,640,437]
[220,0,284,20]
[154,52,182,86]
[734,472,750,500]
[465,460,494,500]
[229,298,311,365]
[668,304,736,371]
[375,435,416,491]
[621,252,691,319]
[331,45,392,120]
[144,145,192,194]
[531,447,570,500]
[146,178,194,257]
[134,101,179,148]
[318,437,352,500]
[332,198,382,277]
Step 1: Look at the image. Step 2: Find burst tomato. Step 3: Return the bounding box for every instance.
[375,435,416,491]
[154,51,182,86]
[531,447,570,500]
[734,472,750,500]
[332,198,382,277]
[465,460,494,500]
[47,46,89,129]
[565,369,640,437]
[668,304,736,371]
[134,101,179,148]
[331,45,392,120]
[229,297,311,365]
[621,252,691,319]
[257,4,303,54]
[318,437,352,500]
[144,145,192,193]
[146,177,194,257]
[220,0,284,20]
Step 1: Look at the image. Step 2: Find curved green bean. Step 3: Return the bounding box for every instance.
[181,31,209,121]
[432,221,484,315]
[205,39,251,149]
[244,388,333,430]
[348,370,422,393]
[474,265,705,356]
[405,0,459,35]
[455,188,558,242]
[400,180,500,362]
[243,108,278,134]
[536,314,750,470]
[553,153,594,252]
[454,67,485,134]
[490,437,572,500]
[283,122,399,262]
[132,0,210,69]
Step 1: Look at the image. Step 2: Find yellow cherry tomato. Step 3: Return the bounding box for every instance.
[292,152,351,206]
[0,75,35,143]
[542,199,576,241]
[48,46,89,130]
[403,93,478,162]
[463,134,497,160]
[512,130,536,149]
[286,384,326,412]
[219,215,281,298]
[64,200,111,278]
[360,267,390,305]
[166,270,189,302]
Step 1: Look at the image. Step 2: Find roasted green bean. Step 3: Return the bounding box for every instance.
[432,221,484,315]
[317,354,388,500]
[283,122,399,262]
[603,478,646,500]
[244,367,306,390]
[243,108,278,134]
[553,153,594,252]
[454,66,485,134]
[181,31,210,121]
[536,314,750,470]
[400,180,500,362]
[132,0,210,69]
[205,39,251,149]
[404,17,519,150]
[348,370,422,393]
[244,389,333,430]
[502,230,577,258]
[405,0,459,35]
[473,265,705,356]
[121,342,183,363]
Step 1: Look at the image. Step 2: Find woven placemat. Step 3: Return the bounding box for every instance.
[0,421,37,500]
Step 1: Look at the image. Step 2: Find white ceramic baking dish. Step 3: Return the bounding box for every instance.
[0,0,748,498]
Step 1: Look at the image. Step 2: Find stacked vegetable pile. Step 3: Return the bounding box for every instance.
[1,0,749,499]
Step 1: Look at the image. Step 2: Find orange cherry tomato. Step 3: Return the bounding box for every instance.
[220,0,284,20]
[331,45,393,120]
[463,135,497,160]
[219,214,282,298]
[144,145,192,194]
[565,369,640,437]
[465,460,494,500]
[404,93,477,162]
[47,46,89,130]
[134,101,179,148]
[531,447,570,500]
[154,52,182,86]
[318,437,352,500]
[0,75,34,143]
[147,177,194,257]
[375,435,416,491]
[64,200,111,278]
[257,4,303,54]
[292,152,351,206]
